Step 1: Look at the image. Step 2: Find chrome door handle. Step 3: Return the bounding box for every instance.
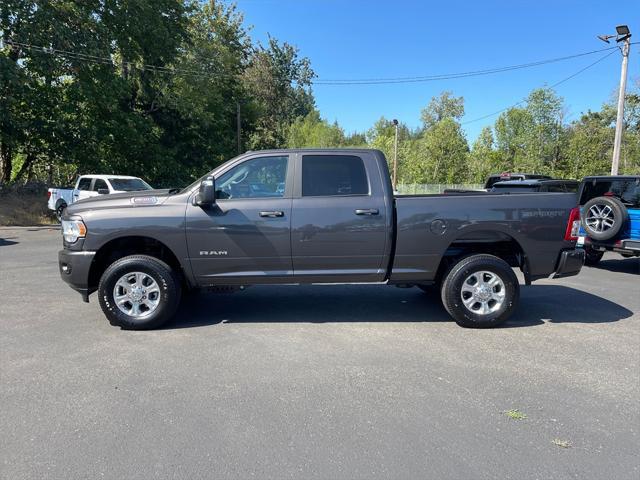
[355,209,379,216]
[260,210,284,218]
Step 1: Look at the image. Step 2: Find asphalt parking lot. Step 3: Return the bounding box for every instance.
[1,227,639,480]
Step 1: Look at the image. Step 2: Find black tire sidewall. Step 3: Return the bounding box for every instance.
[581,196,627,241]
[441,255,519,328]
[98,256,180,330]
[56,203,66,221]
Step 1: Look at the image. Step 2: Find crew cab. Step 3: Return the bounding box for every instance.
[47,175,152,220]
[58,149,584,330]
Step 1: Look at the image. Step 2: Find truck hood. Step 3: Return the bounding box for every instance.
[66,189,174,215]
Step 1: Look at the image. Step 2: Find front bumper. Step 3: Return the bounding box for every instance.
[552,248,585,279]
[58,249,96,302]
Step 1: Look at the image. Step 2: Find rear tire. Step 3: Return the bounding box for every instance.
[441,254,519,328]
[98,255,181,330]
[584,246,604,266]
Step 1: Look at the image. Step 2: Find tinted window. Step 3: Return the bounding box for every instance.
[581,179,640,207]
[109,178,152,191]
[93,179,108,192]
[215,156,288,199]
[77,178,92,190]
[491,186,539,193]
[302,155,368,196]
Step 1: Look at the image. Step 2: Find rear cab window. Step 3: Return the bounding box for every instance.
[302,155,369,196]
[77,177,92,190]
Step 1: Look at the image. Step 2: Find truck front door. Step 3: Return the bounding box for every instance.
[291,152,391,283]
[186,154,293,285]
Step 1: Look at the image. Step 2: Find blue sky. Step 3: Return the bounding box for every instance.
[234,0,638,141]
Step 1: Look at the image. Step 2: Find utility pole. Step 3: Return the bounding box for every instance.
[598,25,632,175]
[392,119,399,190]
[236,101,242,154]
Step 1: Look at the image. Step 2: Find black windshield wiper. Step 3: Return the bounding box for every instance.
[168,188,181,194]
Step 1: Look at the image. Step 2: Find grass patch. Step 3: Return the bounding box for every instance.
[504,409,527,420]
[551,439,571,448]
[0,192,57,226]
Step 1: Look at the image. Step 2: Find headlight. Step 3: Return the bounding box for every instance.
[61,219,87,243]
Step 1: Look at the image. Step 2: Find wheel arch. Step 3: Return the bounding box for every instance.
[88,236,188,291]
[434,229,529,285]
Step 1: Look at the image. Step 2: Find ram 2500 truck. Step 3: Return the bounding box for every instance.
[58,149,584,330]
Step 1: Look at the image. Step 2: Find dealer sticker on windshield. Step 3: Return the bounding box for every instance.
[577,236,585,247]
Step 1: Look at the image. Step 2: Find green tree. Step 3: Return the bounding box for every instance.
[468,126,504,182]
[420,91,465,130]
[287,110,346,148]
[411,118,468,183]
[244,36,315,150]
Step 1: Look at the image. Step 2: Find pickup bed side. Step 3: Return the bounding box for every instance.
[391,193,579,283]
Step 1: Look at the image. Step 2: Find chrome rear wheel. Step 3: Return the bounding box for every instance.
[460,270,506,315]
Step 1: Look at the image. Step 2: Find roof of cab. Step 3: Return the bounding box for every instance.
[78,174,142,180]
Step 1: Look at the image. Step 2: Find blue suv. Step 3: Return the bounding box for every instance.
[578,176,640,265]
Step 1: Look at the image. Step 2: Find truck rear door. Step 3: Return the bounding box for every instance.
[291,152,392,282]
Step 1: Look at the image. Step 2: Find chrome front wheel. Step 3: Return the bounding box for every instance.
[113,271,161,318]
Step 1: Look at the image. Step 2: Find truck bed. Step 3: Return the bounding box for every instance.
[391,192,579,282]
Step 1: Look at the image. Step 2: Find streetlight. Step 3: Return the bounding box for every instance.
[598,24,632,175]
[392,119,399,190]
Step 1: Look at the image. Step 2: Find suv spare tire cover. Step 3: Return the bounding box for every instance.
[581,195,628,241]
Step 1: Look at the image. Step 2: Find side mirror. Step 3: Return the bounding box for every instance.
[196,176,216,206]
[97,188,110,195]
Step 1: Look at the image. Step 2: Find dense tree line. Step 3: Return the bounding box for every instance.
[290,85,640,185]
[1,0,314,187]
[1,1,638,189]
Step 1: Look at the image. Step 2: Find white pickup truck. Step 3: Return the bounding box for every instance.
[47,175,152,220]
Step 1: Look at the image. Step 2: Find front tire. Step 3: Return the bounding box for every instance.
[441,254,519,328]
[98,255,181,330]
[56,202,67,221]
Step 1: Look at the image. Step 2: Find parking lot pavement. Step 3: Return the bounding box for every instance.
[1,227,638,480]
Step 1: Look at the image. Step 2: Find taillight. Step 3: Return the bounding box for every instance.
[47,191,52,199]
[564,207,580,241]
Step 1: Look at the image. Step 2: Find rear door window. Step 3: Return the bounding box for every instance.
[93,179,108,192]
[302,155,369,196]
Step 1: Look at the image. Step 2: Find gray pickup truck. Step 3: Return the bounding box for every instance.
[59,149,584,330]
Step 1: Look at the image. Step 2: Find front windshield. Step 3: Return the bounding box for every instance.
[109,178,153,191]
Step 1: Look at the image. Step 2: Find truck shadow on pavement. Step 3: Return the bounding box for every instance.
[0,237,19,247]
[588,257,640,275]
[165,284,633,330]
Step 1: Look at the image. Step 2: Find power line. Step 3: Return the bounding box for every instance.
[6,39,636,87]
[313,45,625,85]
[5,40,229,79]
[461,50,617,125]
